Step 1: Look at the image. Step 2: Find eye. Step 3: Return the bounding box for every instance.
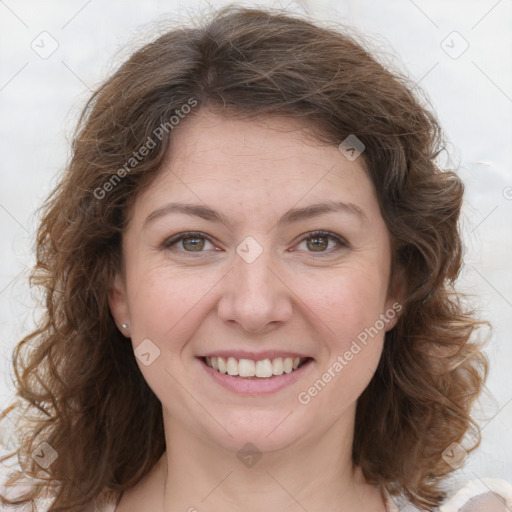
[160,230,348,256]
[294,231,348,254]
[161,232,217,253]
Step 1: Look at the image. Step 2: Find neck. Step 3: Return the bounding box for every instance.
[153,407,386,512]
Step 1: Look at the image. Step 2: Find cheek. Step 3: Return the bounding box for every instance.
[300,265,390,347]
[296,271,387,415]
[124,267,213,409]
[125,262,212,344]
[309,336,384,422]
[293,266,388,404]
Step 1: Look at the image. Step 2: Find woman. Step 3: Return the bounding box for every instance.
[1,5,509,512]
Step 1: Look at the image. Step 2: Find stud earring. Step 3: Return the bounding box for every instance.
[121,323,128,329]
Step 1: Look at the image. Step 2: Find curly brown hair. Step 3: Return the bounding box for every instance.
[0,5,488,511]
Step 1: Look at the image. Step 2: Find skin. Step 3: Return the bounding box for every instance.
[108,111,401,512]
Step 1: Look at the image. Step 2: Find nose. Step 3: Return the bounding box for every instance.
[217,246,293,334]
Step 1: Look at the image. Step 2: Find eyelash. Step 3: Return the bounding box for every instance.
[160,230,348,256]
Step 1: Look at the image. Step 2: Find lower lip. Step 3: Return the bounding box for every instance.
[198,357,314,395]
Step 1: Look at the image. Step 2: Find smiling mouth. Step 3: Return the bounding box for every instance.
[200,356,312,379]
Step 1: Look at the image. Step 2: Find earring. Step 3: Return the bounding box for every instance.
[121,323,128,329]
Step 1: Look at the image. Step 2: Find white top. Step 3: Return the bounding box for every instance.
[383,479,512,512]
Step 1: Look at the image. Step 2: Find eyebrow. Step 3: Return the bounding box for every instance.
[143,200,368,229]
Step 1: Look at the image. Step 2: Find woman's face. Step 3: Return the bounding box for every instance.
[109,111,400,454]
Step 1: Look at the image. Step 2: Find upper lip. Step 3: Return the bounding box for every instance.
[198,350,312,361]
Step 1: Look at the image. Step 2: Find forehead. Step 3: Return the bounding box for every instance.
[132,111,379,225]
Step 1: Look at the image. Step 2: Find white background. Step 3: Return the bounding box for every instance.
[0,0,511,504]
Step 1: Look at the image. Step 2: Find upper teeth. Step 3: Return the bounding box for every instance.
[205,356,305,378]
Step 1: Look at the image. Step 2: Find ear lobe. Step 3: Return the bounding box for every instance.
[384,264,407,331]
[108,272,130,335]
[383,298,404,331]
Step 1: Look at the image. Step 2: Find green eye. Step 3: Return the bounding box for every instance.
[162,232,214,253]
[305,235,329,251]
[296,231,347,254]
[181,236,206,251]
[161,230,348,256]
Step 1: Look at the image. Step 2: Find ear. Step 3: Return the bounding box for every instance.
[108,272,131,337]
[383,263,407,332]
